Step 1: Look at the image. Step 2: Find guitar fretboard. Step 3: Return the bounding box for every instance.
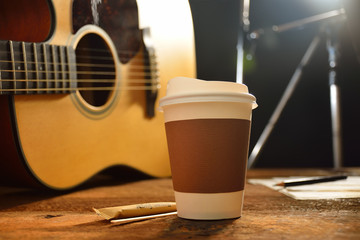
[0,40,77,95]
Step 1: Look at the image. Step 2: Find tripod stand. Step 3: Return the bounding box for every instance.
[246,9,346,169]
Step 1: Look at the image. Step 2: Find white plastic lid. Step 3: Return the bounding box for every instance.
[159,77,257,109]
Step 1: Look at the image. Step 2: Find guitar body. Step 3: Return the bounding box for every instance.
[0,0,196,190]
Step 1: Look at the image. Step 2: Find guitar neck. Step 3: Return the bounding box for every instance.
[0,40,77,95]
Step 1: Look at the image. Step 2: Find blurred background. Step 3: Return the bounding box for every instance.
[188,0,360,168]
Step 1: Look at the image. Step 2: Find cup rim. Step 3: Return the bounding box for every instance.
[159,92,257,109]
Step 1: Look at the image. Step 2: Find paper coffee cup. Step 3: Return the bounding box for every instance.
[159,77,257,220]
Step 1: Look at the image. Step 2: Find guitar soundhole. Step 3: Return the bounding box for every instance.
[76,33,115,107]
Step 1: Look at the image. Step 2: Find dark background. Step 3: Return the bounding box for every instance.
[188,0,360,168]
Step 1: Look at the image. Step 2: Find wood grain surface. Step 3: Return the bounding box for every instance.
[0,169,359,239]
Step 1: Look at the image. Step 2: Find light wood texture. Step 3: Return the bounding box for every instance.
[0,169,359,239]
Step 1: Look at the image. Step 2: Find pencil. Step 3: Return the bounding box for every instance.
[275,175,348,187]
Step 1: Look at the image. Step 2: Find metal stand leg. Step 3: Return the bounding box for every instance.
[330,83,343,169]
[246,10,345,169]
[327,27,343,169]
[248,35,321,168]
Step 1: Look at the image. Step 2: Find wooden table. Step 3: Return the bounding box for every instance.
[1,168,359,239]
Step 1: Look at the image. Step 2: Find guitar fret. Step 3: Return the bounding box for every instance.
[24,42,38,92]
[63,47,69,91]
[21,42,29,93]
[0,39,76,95]
[51,45,58,94]
[67,46,77,93]
[37,44,46,93]
[9,41,17,94]
[0,41,12,94]
[11,41,28,94]
[33,43,40,92]
[42,44,49,93]
[59,46,65,92]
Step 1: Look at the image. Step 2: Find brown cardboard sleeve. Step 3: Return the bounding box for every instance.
[165,118,250,193]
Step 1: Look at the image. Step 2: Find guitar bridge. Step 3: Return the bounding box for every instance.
[142,28,159,118]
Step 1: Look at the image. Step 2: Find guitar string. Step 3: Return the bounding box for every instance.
[0,61,157,76]
[0,58,156,68]
[0,63,158,84]
[0,85,159,92]
[0,68,157,80]
[0,48,156,65]
[0,68,157,78]
[73,47,147,55]
[0,47,157,73]
[0,46,155,57]
[0,47,159,88]
[0,58,156,69]
[0,78,160,92]
[0,55,156,63]
[0,76,159,91]
[0,78,158,87]
[1,78,158,84]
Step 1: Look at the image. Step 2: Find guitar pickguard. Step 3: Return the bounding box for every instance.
[72,0,141,64]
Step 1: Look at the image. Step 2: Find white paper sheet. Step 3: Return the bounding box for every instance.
[248,176,360,200]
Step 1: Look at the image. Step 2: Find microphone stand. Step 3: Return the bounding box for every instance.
[326,22,343,169]
[247,9,346,169]
[236,0,251,84]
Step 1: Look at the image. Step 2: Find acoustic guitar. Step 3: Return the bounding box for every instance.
[0,0,196,190]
